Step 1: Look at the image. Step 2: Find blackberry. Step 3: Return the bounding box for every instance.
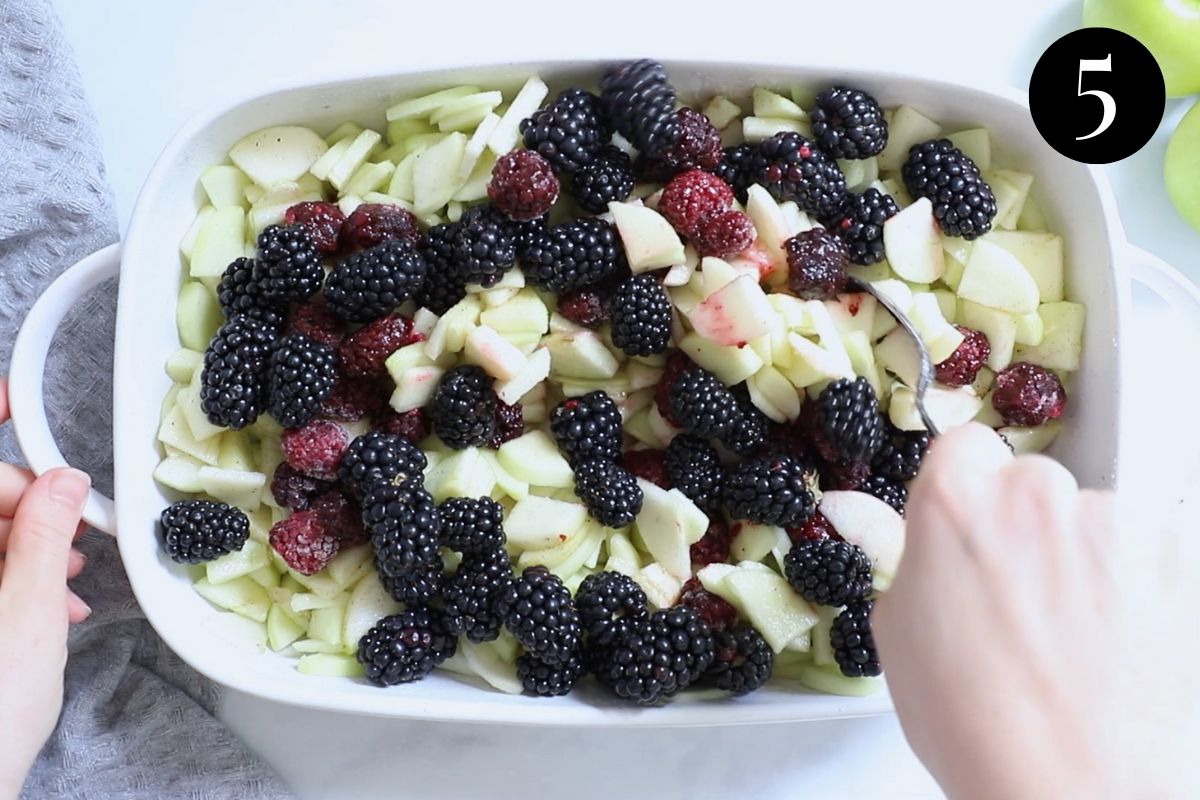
[216,257,280,322]
[285,201,346,252]
[992,362,1067,427]
[324,239,428,323]
[488,149,559,221]
[340,203,421,251]
[809,86,888,160]
[517,651,586,697]
[705,627,774,695]
[636,107,722,181]
[784,539,873,606]
[339,431,428,497]
[431,365,497,449]
[713,144,757,203]
[270,463,334,510]
[936,325,991,388]
[550,391,623,464]
[591,606,714,705]
[609,275,672,356]
[159,500,249,563]
[265,333,337,428]
[785,227,849,300]
[380,564,446,608]
[357,608,456,686]
[570,146,636,213]
[252,224,323,303]
[689,520,733,569]
[723,455,819,528]
[679,578,740,632]
[814,377,885,462]
[416,222,468,314]
[488,400,525,448]
[442,548,512,643]
[521,218,625,293]
[495,565,582,666]
[667,367,740,439]
[438,496,506,555]
[901,139,997,240]
[575,571,649,647]
[831,600,881,677]
[599,59,679,158]
[453,208,516,287]
[556,287,610,328]
[364,484,442,577]
[572,458,643,529]
[663,435,725,511]
[722,384,770,457]
[872,426,930,482]
[750,132,846,220]
[861,474,907,514]
[694,209,756,259]
[199,315,279,429]
[521,88,608,175]
[828,188,899,265]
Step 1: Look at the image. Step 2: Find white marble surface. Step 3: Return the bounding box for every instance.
[50,0,1200,797]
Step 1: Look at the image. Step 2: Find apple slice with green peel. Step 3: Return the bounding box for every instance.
[326,544,373,588]
[158,406,221,466]
[784,332,854,388]
[946,128,991,171]
[428,90,503,126]
[608,201,686,271]
[386,341,438,383]
[987,169,1033,230]
[745,184,791,269]
[703,95,742,129]
[910,292,965,362]
[165,348,203,384]
[388,147,426,201]
[486,76,549,155]
[634,480,710,580]
[933,289,957,323]
[884,197,945,283]
[153,454,204,494]
[1014,311,1044,347]
[424,295,482,360]
[267,605,306,652]
[464,325,527,381]
[1012,301,1085,371]
[194,576,271,623]
[385,85,481,120]
[768,293,814,331]
[520,519,603,573]
[819,490,905,587]
[695,563,740,602]
[341,161,394,198]
[494,346,550,405]
[958,300,1018,371]
[687,275,774,346]
[389,365,445,413]
[998,420,1062,454]
[678,331,763,386]
[327,129,383,191]
[176,282,223,352]
[810,605,840,667]
[724,569,820,653]
[205,539,270,585]
[497,430,574,488]
[878,106,943,171]
[460,639,523,694]
[743,116,810,143]
[645,403,680,447]
[198,466,265,510]
[957,238,1040,314]
[218,432,257,473]
[479,287,549,335]
[889,384,983,433]
[425,447,496,502]
[190,206,246,279]
[842,331,883,398]
[249,178,326,232]
[730,522,790,563]
[748,365,801,421]
[293,653,362,678]
[544,331,621,380]
[228,126,328,188]
[623,408,660,449]
[180,206,215,260]
[505,495,589,550]
[201,165,251,209]
[605,531,643,577]
[480,451,529,501]
[636,563,684,609]
[412,132,467,214]
[308,596,349,648]
[342,572,403,650]
[753,87,807,120]
[791,662,885,696]
[839,157,879,192]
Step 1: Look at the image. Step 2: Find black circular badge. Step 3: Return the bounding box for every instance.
[1029,27,1165,164]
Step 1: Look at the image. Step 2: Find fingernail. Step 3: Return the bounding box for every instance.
[49,469,90,508]
[68,548,88,571]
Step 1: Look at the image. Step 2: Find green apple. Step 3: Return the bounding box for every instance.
[747,365,802,422]
[295,653,363,678]
[634,480,709,580]
[884,197,945,283]
[464,325,527,381]
[228,125,328,188]
[460,639,523,694]
[1084,0,1200,97]
[608,201,686,271]
[742,116,809,143]
[497,430,574,488]
[959,299,1018,371]
[946,128,992,172]
[504,496,589,551]
[425,447,495,502]
[486,76,549,155]
[1012,301,1086,371]
[1165,100,1200,231]
[723,569,819,652]
[495,346,551,405]
[544,330,621,380]
[889,384,984,433]
[819,491,905,588]
[197,465,265,510]
[687,275,775,346]
[389,365,445,413]
[153,454,204,494]
[189,206,246,280]
[194,576,271,623]
[957,239,1040,314]
[998,420,1062,454]
[703,95,743,130]
[635,563,685,609]
[877,106,943,171]
[678,331,763,385]
[412,132,467,214]
[158,405,221,465]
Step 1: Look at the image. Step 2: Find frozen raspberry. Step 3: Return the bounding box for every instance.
[636,107,723,181]
[820,458,871,491]
[658,169,734,240]
[787,511,841,544]
[374,407,430,445]
[280,419,349,480]
[269,510,340,575]
[786,228,849,300]
[992,362,1067,427]
[487,149,560,221]
[653,351,693,426]
[289,300,346,350]
[618,449,671,489]
[936,325,991,387]
[310,490,366,546]
[679,578,739,632]
[694,209,756,258]
[556,288,610,329]
[339,203,422,252]
[338,314,421,377]
[488,401,524,448]
[285,201,345,253]
[270,463,334,510]
[692,520,732,567]
[321,375,385,422]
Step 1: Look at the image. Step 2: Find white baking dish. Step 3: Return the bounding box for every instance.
[11,61,1200,726]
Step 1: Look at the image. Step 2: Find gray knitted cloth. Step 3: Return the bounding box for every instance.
[0,3,290,798]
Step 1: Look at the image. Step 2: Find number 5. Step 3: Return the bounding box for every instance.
[1077,55,1116,141]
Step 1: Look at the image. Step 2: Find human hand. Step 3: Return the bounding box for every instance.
[0,378,93,800]
[873,422,1200,800]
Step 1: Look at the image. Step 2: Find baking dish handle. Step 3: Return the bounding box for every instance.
[8,244,120,535]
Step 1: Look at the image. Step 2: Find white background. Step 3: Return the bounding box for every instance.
[50,0,1200,797]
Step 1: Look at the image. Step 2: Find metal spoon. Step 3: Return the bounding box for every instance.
[847,276,941,437]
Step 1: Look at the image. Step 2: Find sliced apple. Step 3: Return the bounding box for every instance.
[1012,301,1085,372]
[958,300,1018,371]
[389,364,445,413]
[424,447,496,502]
[494,346,550,406]
[985,231,1063,302]
[496,430,574,488]
[478,287,548,335]
[343,572,402,648]
[998,420,1062,454]
[783,332,853,388]
[687,275,774,346]
[730,522,790,563]
[463,325,527,381]
[747,365,801,421]
[504,495,589,550]
[910,292,965,363]
[412,132,467,214]
[889,384,983,432]
[877,106,943,171]
[745,184,791,269]
[946,128,992,172]
[874,328,922,388]
[724,569,820,653]
[190,206,246,280]
[544,330,621,380]
[608,201,686,271]
[229,126,328,188]
[486,76,549,155]
[636,563,684,609]
[634,480,709,580]
[884,197,945,283]
[677,331,763,386]
[957,238,1040,314]
[819,490,906,586]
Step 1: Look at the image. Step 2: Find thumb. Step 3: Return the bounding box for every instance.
[2,468,90,602]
